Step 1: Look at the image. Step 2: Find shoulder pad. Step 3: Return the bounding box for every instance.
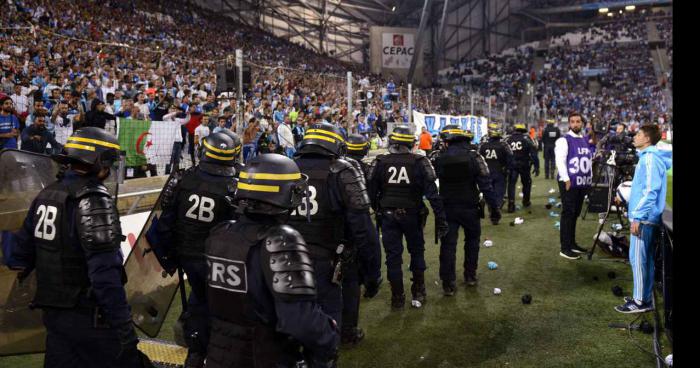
[160,169,185,210]
[260,225,316,301]
[77,193,123,253]
[417,155,437,182]
[330,157,354,174]
[75,182,110,199]
[470,151,491,177]
[337,163,370,210]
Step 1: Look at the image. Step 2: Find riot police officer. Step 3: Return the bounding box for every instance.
[290,123,376,344]
[433,125,500,293]
[542,120,561,180]
[8,127,150,367]
[368,125,448,309]
[478,123,514,224]
[154,132,239,367]
[216,129,244,176]
[342,134,383,345]
[505,123,540,212]
[204,154,340,367]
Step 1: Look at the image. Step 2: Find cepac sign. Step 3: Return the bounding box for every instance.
[382,32,415,69]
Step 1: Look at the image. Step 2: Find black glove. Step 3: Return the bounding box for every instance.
[115,321,139,361]
[436,218,449,239]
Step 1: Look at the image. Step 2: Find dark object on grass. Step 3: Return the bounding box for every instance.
[528,210,532,214]
[593,276,599,281]
[639,320,654,334]
[545,204,552,209]
[521,294,532,304]
[611,285,623,297]
[509,221,515,226]
[607,271,616,279]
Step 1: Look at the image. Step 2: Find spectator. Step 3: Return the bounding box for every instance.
[51,101,73,145]
[0,97,20,149]
[84,99,116,129]
[276,117,296,158]
[20,109,60,154]
[194,115,211,162]
[242,118,259,163]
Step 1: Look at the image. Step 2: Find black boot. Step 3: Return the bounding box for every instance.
[410,272,427,307]
[442,280,457,296]
[184,350,205,368]
[507,200,516,213]
[390,280,405,310]
[341,326,366,346]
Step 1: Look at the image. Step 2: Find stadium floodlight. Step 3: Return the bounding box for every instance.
[598,8,609,13]
[392,6,396,11]
[607,12,613,17]
[625,5,635,11]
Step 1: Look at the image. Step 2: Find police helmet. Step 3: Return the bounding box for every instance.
[346,134,369,157]
[440,124,470,142]
[54,127,120,173]
[514,123,528,133]
[297,122,346,157]
[546,119,556,125]
[235,153,308,213]
[216,129,243,164]
[388,125,416,147]
[199,132,237,176]
[488,123,503,137]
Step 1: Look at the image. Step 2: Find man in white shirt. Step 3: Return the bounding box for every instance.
[10,84,29,116]
[194,115,211,163]
[554,112,594,260]
[276,117,296,158]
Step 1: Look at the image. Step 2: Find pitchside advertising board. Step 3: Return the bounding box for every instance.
[412,111,489,144]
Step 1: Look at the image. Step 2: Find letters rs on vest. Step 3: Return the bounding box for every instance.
[207,255,248,293]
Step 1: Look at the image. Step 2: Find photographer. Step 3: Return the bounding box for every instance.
[615,124,672,314]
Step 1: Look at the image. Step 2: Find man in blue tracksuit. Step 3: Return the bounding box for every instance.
[615,124,672,314]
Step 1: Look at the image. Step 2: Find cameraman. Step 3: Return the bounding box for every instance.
[615,124,672,314]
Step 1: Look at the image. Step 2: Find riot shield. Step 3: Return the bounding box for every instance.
[0,149,120,356]
[0,149,59,355]
[123,172,181,337]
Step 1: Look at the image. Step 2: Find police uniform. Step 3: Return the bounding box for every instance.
[290,124,375,341]
[154,132,239,367]
[505,124,540,212]
[205,154,339,367]
[478,124,514,224]
[542,121,561,179]
[433,126,500,293]
[342,134,383,345]
[368,126,448,309]
[8,128,149,367]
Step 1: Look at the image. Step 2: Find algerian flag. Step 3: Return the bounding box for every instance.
[117,118,181,167]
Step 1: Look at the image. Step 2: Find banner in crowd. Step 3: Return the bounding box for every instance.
[412,111,489,143]
[117,118,181,167]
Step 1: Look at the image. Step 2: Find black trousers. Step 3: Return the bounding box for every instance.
[558,181,588,252]
[508,165,532,205]
[543,145,556,179]
[439,207,481,281]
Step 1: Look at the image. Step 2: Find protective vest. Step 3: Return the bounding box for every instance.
[205,220,291,368]
[480,139,509,175]
[507,133,532,166]
[32,177,92,308]
[289,158,344,251]
[434,149,479,206]
[542,125,560,147]
[175,168,235,260]
[378,153,422,209]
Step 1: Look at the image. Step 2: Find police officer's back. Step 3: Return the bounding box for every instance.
[479,124,514,223]
[504,123,540,212]
[542,120,561,180]
[433,125,500,293]
[368,125,448,309]
[8,128,150,367]
[205,154,339,367]
[290,123,374,333]
[155,132,240,367]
